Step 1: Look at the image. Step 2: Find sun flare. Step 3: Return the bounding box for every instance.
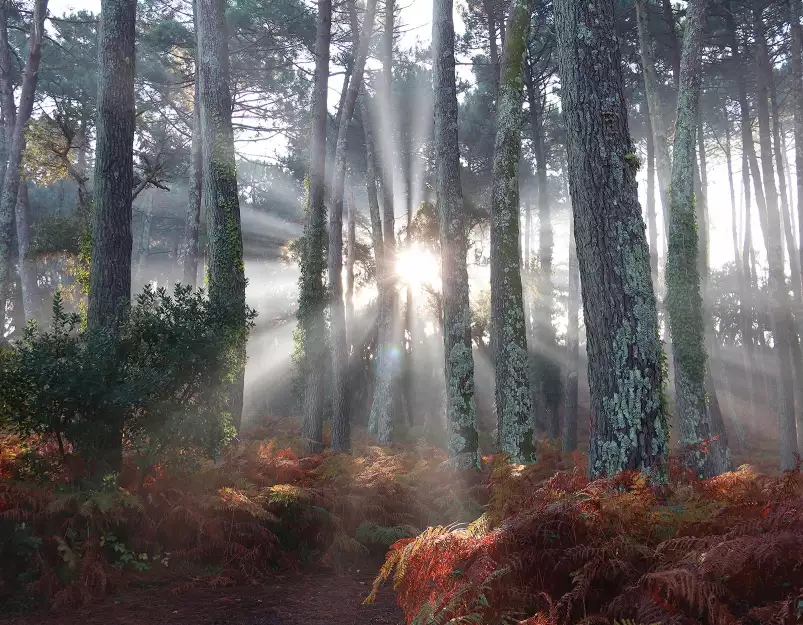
[396,244,440,290]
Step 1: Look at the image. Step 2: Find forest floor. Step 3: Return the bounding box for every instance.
[2,572,402,625]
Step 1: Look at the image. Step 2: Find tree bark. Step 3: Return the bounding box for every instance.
[183,5,202,289]
[554,0,668,480]
[298,0,332,454]
[485,0,500,102]
[329,0,377,452]
[664,0,723,478]
[197,0,248,431]
[563,213,580,453]
[433,0,480,468]
[0,0,47,323]
[489,0,536,464]
[88,0,135,332]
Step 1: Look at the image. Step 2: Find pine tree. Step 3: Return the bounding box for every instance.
[432,0,480,469]
[554,0,668,480]
[489,0,535,464]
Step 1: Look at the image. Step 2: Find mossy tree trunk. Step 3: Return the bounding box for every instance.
[197,0,248,432]
[433,0,480,469]
[489,0,536,464]
[664,0,722,478]
[298,0,332,454]
[182,2,202,289]
[554,0,668,481]
[328,0,377,452]
[0,0,46,323]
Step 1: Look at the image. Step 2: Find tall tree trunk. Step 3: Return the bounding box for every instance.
[697,120,733,472]
[197,0,248,432]
[136,196,154,286]
[723,103,750,446]
[633,0,671,241]
[346,185,356,343]
[751,2,798,469]
[183,14,202,288]
[15,179,36,321]
[661,0,680,88]
[485,0,500,102]
[792,0,803,299]
[85,0,135,473]
[0,0,15,190]
[298,0,332,453]
[89,0,135,332]
[329,0,377,452]
[490,0,536,464]
[554,0,668,481]
[563,213,580,453]
[665,0,724,477]
[433,0,480,469]
[0,0,47,323]
[645,105,658,281]
[524,52,558,439]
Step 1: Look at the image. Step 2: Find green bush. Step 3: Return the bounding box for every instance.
[0,284,255,483]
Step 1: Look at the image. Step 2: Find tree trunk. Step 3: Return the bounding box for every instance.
[0,0,47,323]
[433,0,480,469]
[298,0,332,454]
[645,105,658,281]
[554,0,668,481]
[329,0,377,452]
[524,50,558,439]
[661,0,680,89]
[563,212,580,453]
[373,0,398,445]
[634,0,672,241]
[136,196,154,286]
[346,185,356,344]
[15,179,37,321]
[485,0,500,102]
[490,0,536,464]
[792,0,803,300]
[664,0,723,477]
[197,0,248,432]
[88,0,135,333]
[723,103,750,446]
[751,2,798,469]
[183,10,202,289]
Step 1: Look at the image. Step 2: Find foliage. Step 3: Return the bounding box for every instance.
[368,454,803,625]
[0,422,486,610]
[0,284,255,476]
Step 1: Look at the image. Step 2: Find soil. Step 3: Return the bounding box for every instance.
[2,573,402,625]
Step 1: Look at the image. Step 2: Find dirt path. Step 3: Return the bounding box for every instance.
[3,573,402,625]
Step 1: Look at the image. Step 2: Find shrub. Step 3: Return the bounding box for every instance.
[0,284,255,484]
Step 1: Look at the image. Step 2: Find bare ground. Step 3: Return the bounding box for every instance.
[3,573,402,625]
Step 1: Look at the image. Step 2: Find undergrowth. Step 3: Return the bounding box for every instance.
[0,419,484,611]
[366,451,803,625]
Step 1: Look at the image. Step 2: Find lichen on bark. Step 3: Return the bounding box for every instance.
[489,0,536,464]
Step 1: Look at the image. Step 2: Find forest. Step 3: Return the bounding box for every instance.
[0,0,802,621]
